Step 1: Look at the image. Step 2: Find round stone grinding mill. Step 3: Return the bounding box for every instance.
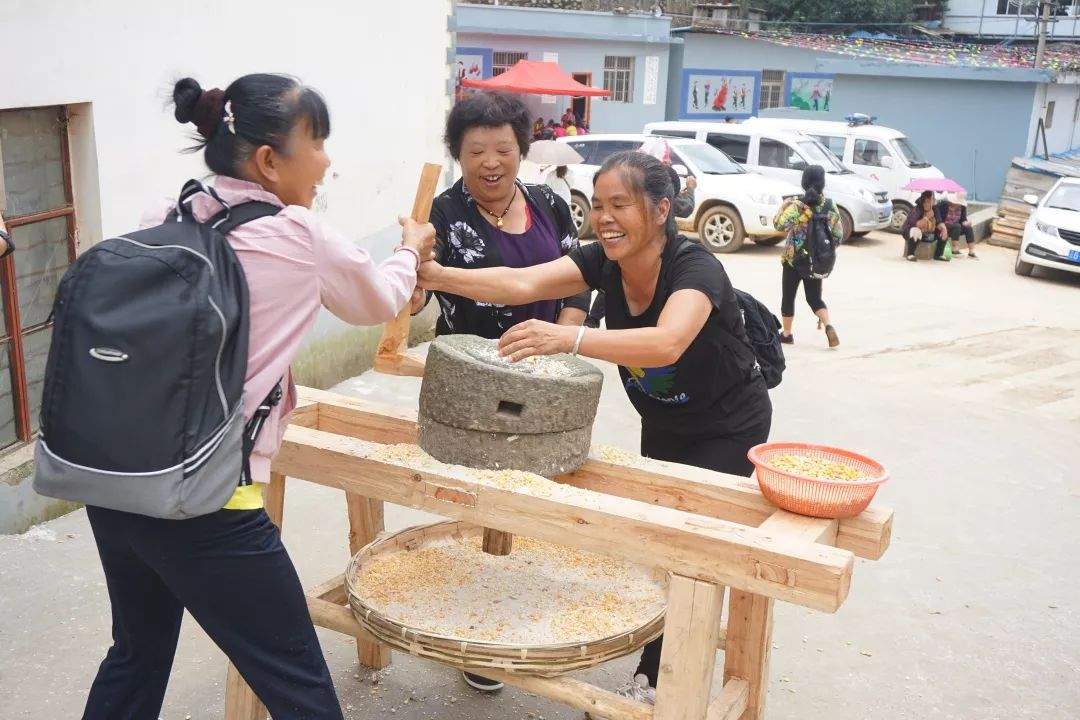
[418,335,603,555]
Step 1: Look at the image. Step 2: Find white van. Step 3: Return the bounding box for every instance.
[746,117,945,231]
[557,134,802,253]
[644,121,893,241]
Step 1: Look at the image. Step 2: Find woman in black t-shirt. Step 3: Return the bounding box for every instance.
[418,150,771,703]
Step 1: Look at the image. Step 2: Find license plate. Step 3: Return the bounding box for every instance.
[1070,249,1080,262]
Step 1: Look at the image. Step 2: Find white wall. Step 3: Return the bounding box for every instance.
[944,0,1080,39]
[0,0,452,250]
[1034,81,1080,153]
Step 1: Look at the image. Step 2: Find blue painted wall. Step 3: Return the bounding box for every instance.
[672,33,1040,200]
[455,5,675,134]
[818,74,1035,201]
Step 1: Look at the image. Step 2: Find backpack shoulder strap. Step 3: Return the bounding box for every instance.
[673,235,698,257]
[240,380,284,486]
[210,201,282,236]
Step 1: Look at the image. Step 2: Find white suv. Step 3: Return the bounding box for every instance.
[643,121,893,241]
[1016,176,1080,278]
[558,134,801,253]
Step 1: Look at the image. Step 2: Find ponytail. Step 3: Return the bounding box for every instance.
[172,74,330,179]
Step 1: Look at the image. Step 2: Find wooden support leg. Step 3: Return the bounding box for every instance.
[264,471,286,526]
[722,590,774,720]
[653,574,727,720]
[224,473,286,720]
[224,665,268,720]
[481,528,513,556]
[345,491,391,670]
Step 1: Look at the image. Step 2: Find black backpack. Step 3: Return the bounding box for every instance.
[33,180,283,519]
[674,238,785,389]
[794,203,839,280]
[733,289,785,389]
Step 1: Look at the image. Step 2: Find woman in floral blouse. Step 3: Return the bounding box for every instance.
[773,165,843,348]
[419,92,589,339]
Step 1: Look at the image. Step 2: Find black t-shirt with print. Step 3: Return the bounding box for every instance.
[569,236,771,437]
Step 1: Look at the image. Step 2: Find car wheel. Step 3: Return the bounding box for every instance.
[890,202,911,233]
[838,208,854,244]
[753,236,783,246]
[850,231,870,240]
[697,206,745,253]
[570,194,592,238]
[1015,251,1035,277]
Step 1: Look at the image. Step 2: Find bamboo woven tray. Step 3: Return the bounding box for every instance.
[345,521,667,676]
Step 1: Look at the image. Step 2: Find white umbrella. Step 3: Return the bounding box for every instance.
[526,140,584,165]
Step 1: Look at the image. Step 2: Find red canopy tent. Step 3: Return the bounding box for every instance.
[461,60,612,97]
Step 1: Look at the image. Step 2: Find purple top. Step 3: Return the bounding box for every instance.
[489,198,562,326]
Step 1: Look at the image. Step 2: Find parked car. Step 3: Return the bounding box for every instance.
[1016,177,1080,278]
[558,134,801,253]
[643,120,893,242]
[745,116,945,232]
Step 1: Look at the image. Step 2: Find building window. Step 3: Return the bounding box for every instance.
[492,51,528,77]
[996,0,1037,15]
[1045,100,1056,129]
[603,56,635,103]
[1073,97,1080,123]
[760,69,785,110]
[0,106,77,449]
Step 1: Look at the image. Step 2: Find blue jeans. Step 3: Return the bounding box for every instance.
[83,505,343,720]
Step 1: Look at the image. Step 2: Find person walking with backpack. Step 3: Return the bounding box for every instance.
[418,150,772,705]
[36,74,434,720]
[773,165,842,348]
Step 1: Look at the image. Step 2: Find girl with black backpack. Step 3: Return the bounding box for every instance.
[773,165,843,348]
[74,74,435,720]
[418,150,772,704]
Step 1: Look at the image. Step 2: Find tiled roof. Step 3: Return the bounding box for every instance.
[678,27,1080,73]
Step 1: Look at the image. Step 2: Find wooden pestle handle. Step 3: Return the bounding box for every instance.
[374,162,443,376]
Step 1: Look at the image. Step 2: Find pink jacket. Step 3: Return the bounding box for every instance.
[142,176,416,482]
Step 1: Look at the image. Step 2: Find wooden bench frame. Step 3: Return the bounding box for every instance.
[223,387,892,720]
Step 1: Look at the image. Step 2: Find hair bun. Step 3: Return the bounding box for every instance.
[173,78,203,124]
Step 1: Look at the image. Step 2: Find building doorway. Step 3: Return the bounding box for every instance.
[0,105,78,449]
[571,73,592,127]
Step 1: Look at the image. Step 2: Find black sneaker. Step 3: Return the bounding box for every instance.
[462,671,504,692]
[779,332,794,344]
[906,254,917,262]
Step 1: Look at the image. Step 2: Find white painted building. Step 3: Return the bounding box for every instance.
[943,0,1080,39]
[1033,75,1080,153]
[0,0,452,530]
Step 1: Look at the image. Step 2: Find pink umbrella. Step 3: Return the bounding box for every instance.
[903,177,965,193]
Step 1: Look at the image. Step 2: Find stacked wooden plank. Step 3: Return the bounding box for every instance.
[990,155,1080,249]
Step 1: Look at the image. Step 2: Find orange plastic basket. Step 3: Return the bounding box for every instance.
[747,442,888,519]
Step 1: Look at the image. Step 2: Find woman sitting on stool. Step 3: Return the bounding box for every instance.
[935,191,977,259]
[902,190,947,262]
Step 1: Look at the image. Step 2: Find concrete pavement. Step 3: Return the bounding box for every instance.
[1,232,1078,719]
